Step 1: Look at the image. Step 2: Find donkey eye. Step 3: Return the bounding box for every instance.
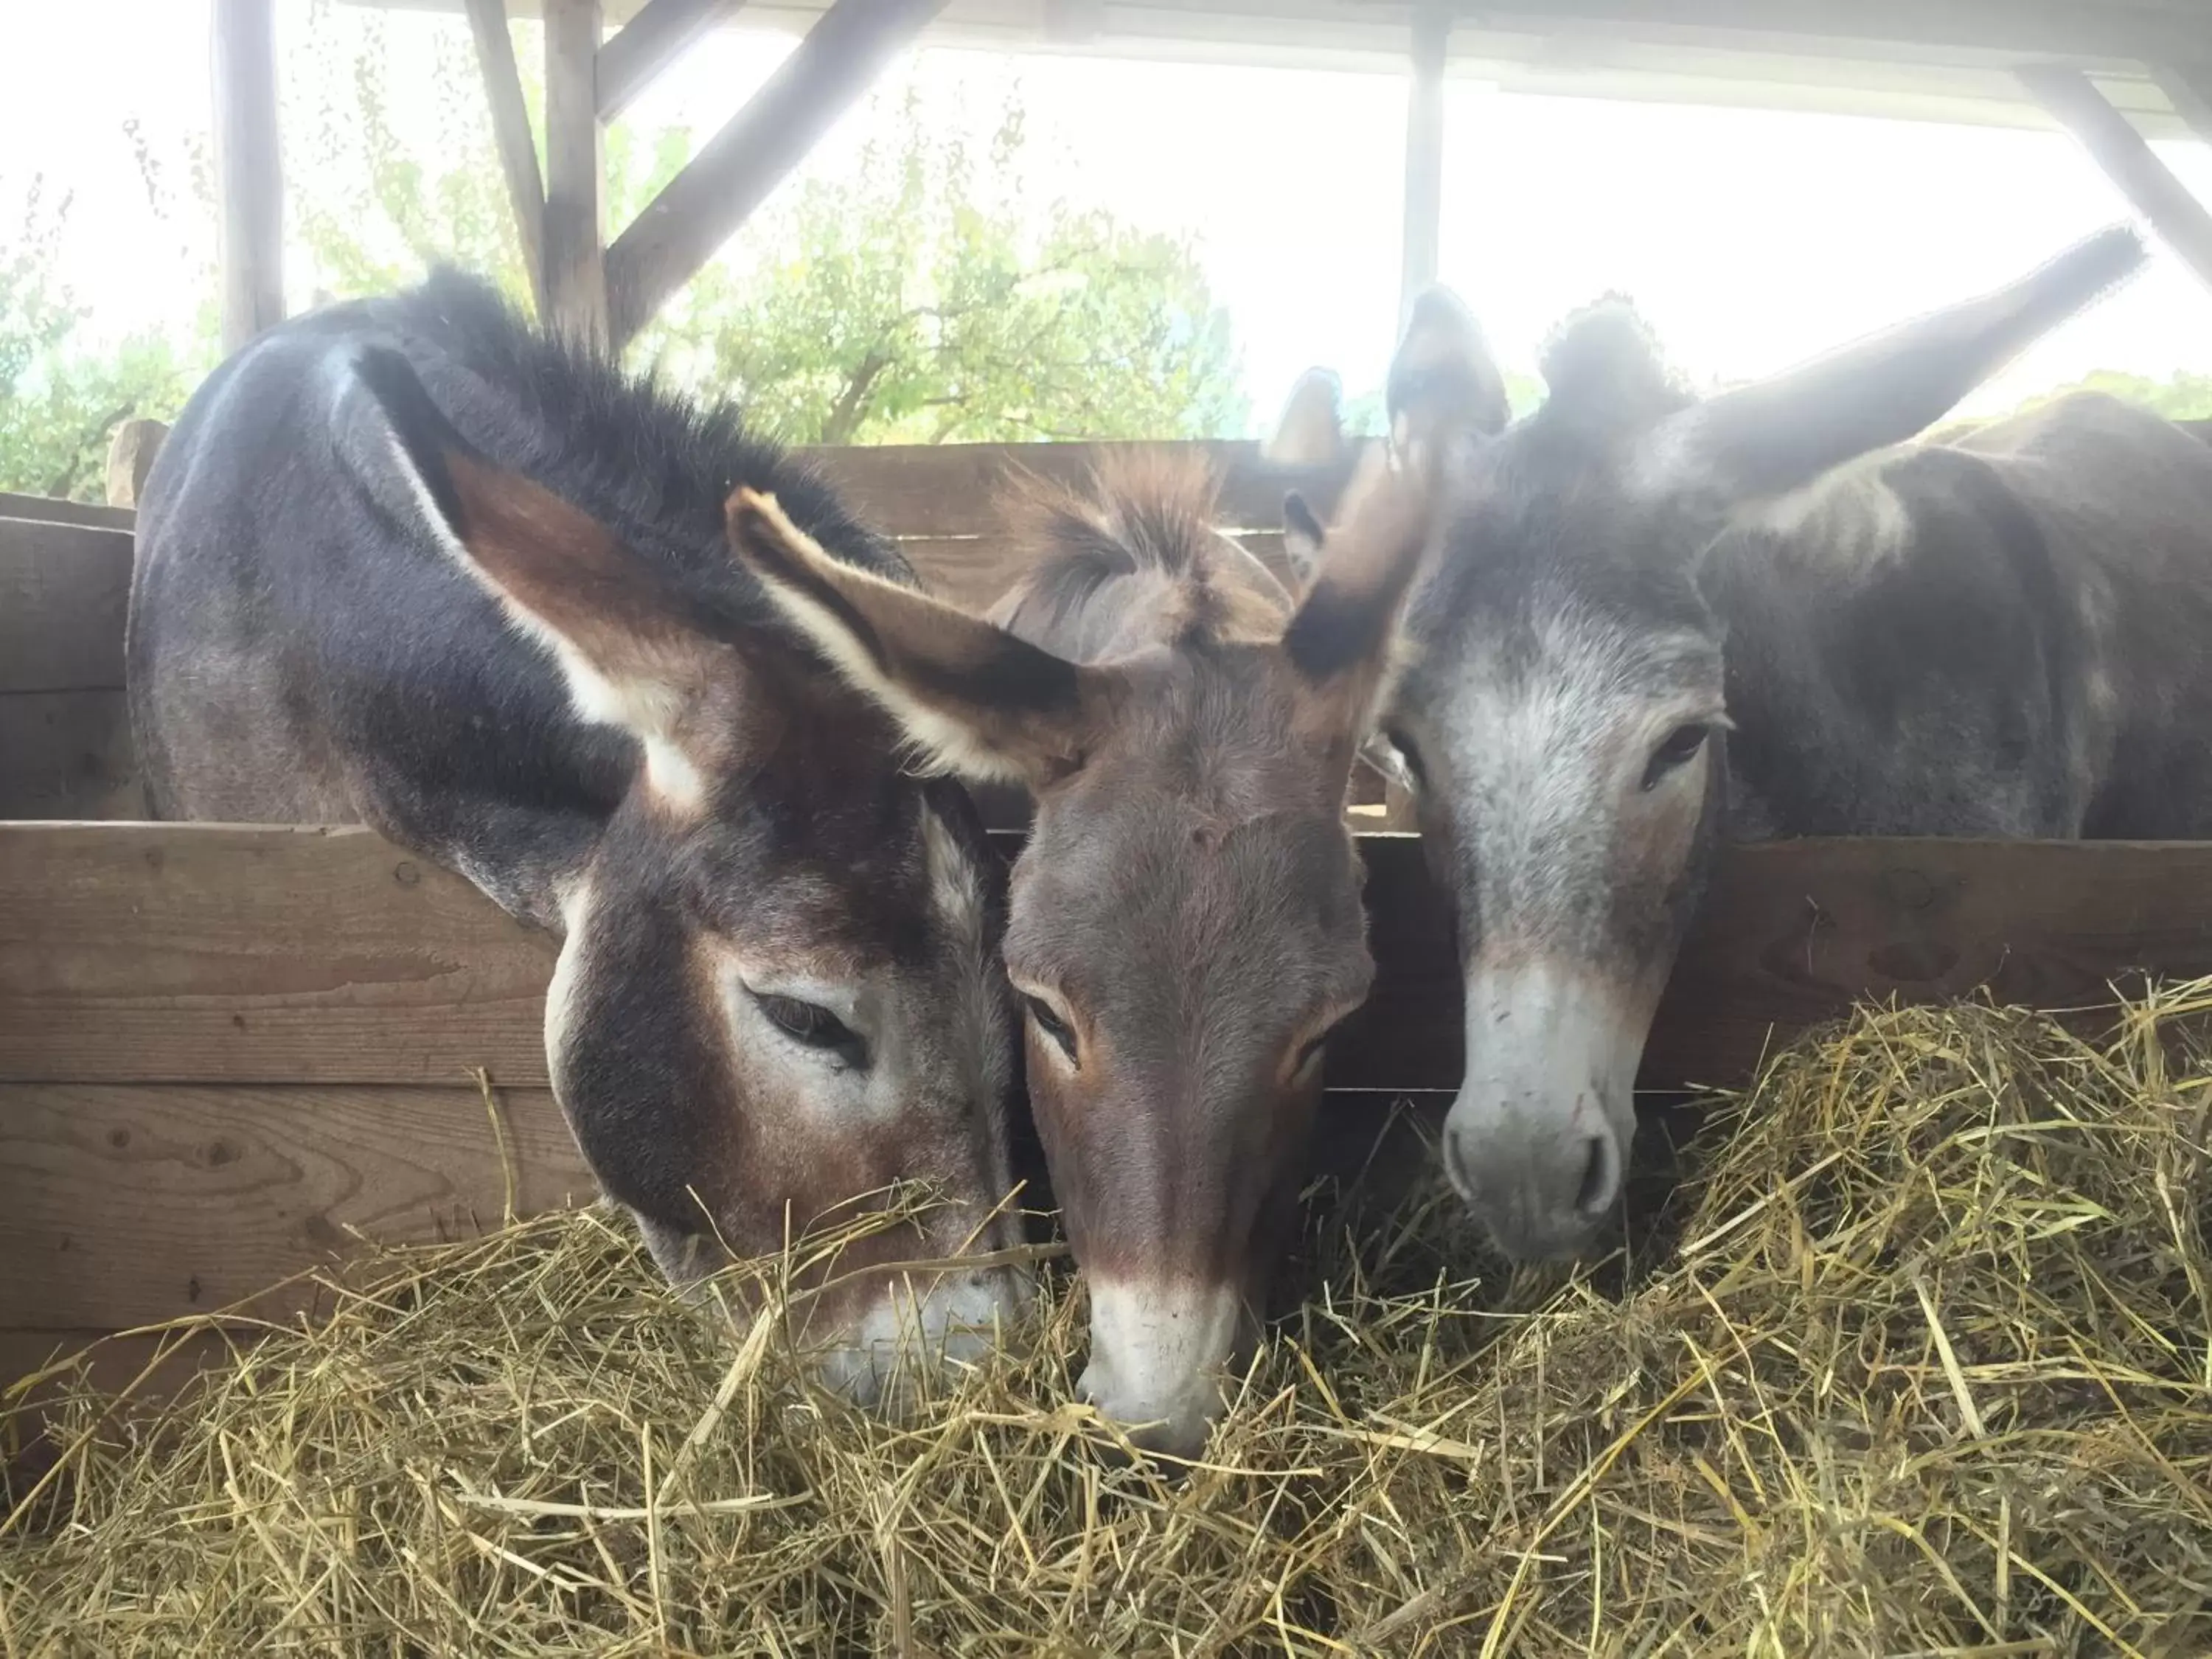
[754,992,862,1060]
[1642,723,1711,790]
[1294,1010,1359,1079]
[1023,995,1079,1066]
[1385,727,1427,788]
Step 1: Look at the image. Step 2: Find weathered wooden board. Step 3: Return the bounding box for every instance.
[10,823,2212,1097]
[0,518,132,694]
[0,493,133,532]
[0,690,142,821]
[0,824,558,1087]
[0,1082,591,1330]
[1346,834,2212,1092]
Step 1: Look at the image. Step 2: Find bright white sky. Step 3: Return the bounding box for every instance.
[9,0,2212,431]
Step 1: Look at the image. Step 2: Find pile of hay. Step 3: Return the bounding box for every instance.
[6,990,2211,1656]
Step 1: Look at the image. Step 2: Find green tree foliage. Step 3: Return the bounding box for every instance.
[2000,366,2212,422]
[0,183,207,501]
[287,17,1246,445]
[645,94,1245,443]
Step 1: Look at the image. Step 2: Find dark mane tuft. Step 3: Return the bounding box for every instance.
[369,268,913,599]
[993,449,1237,645]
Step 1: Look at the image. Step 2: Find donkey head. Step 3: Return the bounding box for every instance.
[357,351,1027,1402]
[1332,226,2145,1262]
[728,457,1435,1458]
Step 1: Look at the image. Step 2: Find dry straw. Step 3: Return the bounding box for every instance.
[4,987,2211,1657]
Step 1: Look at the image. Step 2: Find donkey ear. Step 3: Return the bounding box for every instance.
[727,488,1108,787]
[1262,368,1348,467]
[355,347,731,804]
[1641,225,2146,509]
[1388,286,1512,460]
[1280,448,1437,734]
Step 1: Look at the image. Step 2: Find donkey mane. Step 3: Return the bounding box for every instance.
[364,269,916,602]
[992,450,1274,648]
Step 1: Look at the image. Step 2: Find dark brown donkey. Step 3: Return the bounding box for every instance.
[128,273,1026,1400]
[726,451,1436,1456]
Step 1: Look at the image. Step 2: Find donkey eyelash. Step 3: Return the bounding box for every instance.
[1294,1009,1361,1078]
[1021,995,1079,1067]
[751,990,866,1065]
[1640,721,1713,791]
[1384,727,1427,787]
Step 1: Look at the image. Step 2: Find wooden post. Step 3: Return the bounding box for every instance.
[1399,3,1449,326]
[463,0,548,315]
[2154,63,2212,149]
[211,0,284,352]
[598,0,748,124]
[104,420,168,510]
[605,0,947,349]
[2020,64,2212,296]
[543,0,610,350]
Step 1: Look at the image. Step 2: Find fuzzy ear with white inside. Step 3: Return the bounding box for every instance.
[1263,368,1349,467]
[1638,224,2146,513]
[353,347,736,807]
[1388,286,1512,462]
[726,488,1113,787]
[1279,446,1439,742]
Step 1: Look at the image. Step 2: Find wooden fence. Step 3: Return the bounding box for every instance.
[8,443,2212,1389]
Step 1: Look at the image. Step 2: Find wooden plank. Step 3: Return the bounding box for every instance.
[2020,64,2212,296]
[1399,2,1448,323]
[0,692,142,821]
[543,0,610,349]
[1349,834,2212,1095]
[0,824,557,1088]
[0,1088,1422,1340]
[0,1329,241,1463]
[0,519,133,695]
[13,822,2212,1096]
[0,1082,593,1330]
[800,440,1366,540]
[212,0,285,350]
[464,0,549,313]
[605,0,949,347]
[0,493,132,531]
[597,0,745,122]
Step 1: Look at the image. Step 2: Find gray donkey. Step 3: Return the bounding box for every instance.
[1290,226,2212,1262]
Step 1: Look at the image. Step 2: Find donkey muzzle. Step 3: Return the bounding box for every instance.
[1444,960,1644,1262]
[1077,1275,1248,1461]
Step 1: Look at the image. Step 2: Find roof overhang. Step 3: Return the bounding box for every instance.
[360,0,2208,136]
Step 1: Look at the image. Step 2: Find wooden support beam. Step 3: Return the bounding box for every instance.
[605,0,947,349]
[2153,63,2212,149]
[597,0,746,123]
[1399,2,1449,325]
[103,420,167,510]
[2020,64,2212,296]
[211,0,285,352]
[542,0,610,350]
[462,0,548,314]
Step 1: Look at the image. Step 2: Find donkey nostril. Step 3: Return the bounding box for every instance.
[1573,1131,1620,1217]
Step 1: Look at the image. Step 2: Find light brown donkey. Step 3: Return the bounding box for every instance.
[727,451,1435,1457]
